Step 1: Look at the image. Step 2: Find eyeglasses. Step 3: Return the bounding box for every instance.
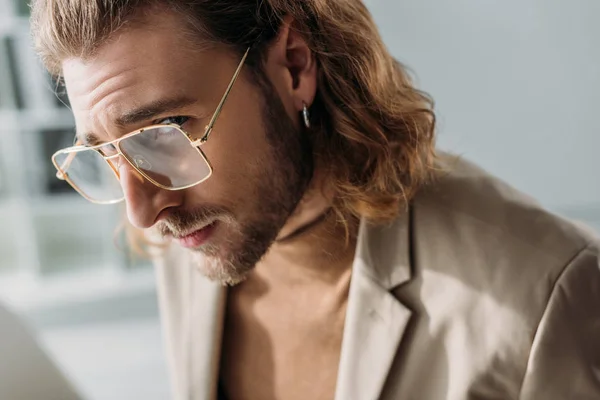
[51,48,251,204]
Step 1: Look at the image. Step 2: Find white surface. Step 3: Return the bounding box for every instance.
[0,304,81,400]
[366,0,600,210]
[39,318,170,400]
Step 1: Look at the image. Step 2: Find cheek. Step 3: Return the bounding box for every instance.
[183,111,271,209]
[192,82,272,195]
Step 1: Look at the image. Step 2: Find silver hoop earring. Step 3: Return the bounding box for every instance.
[302,103,311,129]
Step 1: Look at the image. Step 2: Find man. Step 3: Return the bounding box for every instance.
[31,1,599,399]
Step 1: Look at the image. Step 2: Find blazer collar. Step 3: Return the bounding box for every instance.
[335,208,414,400]
[187,263,227,400]
[354,208,412,289]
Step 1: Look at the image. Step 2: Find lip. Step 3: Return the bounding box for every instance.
[176,221,218,249]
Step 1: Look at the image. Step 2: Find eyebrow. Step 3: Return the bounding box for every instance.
[77,95,197,146]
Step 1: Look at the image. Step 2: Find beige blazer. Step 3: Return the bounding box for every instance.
[153,154,600,400]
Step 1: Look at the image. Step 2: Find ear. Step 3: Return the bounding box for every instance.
[267,15,317,111]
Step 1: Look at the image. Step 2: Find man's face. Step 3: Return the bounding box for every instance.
[62,12,313,284]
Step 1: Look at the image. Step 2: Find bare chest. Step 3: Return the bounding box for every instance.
[219,292,348,400]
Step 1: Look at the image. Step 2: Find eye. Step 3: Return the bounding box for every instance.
[157,116,189,127]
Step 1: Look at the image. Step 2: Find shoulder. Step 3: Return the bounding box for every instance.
[415,152,597,269]
[411,152,599,345]
[398,153,600,397]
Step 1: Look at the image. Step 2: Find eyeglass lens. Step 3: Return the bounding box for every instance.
[53,126,211,203]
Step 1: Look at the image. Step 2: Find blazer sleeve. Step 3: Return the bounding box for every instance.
[519,243,600,400]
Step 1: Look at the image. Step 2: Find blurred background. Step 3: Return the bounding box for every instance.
[0,0,598,399]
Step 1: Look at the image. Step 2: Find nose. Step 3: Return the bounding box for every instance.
[118,161,182,229]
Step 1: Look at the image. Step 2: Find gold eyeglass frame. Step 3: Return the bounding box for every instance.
[52,47,251,205]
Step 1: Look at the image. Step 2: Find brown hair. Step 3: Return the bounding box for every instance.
[32,0,436,227]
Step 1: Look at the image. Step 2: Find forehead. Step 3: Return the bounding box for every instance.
[60,12,230,137]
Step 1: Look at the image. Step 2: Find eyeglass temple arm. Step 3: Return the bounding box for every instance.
[196,47,251,145]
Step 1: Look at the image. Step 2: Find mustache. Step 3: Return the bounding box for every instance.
[155,206,231,237]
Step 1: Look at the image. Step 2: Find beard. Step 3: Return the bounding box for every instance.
[154,76,313,285]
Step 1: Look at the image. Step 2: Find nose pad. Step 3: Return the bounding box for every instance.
[132,154,153,171]
[119,160,160,229]
[124,154,173,188]
[118,157,147,188]
[117,157,183,229]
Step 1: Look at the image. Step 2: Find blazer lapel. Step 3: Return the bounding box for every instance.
[335,210,414,400]
[187,266,227,400]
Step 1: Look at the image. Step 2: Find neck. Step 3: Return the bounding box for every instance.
[251,175,359,289]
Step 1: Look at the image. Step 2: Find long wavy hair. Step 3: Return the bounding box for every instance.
[31,0,436,250]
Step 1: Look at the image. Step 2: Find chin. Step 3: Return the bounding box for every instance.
[184,213,282,286]
[189,250,250,286]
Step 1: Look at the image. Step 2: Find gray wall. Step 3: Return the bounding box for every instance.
[366,0,599,223]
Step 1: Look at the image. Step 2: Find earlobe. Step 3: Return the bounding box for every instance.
[291,55,317,114]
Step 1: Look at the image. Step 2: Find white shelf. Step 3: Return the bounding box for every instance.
[0,267,157,325]
[0,108,75,130]
[27,195,120,215]
[0,15,28,33]
[0,4,148,294]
